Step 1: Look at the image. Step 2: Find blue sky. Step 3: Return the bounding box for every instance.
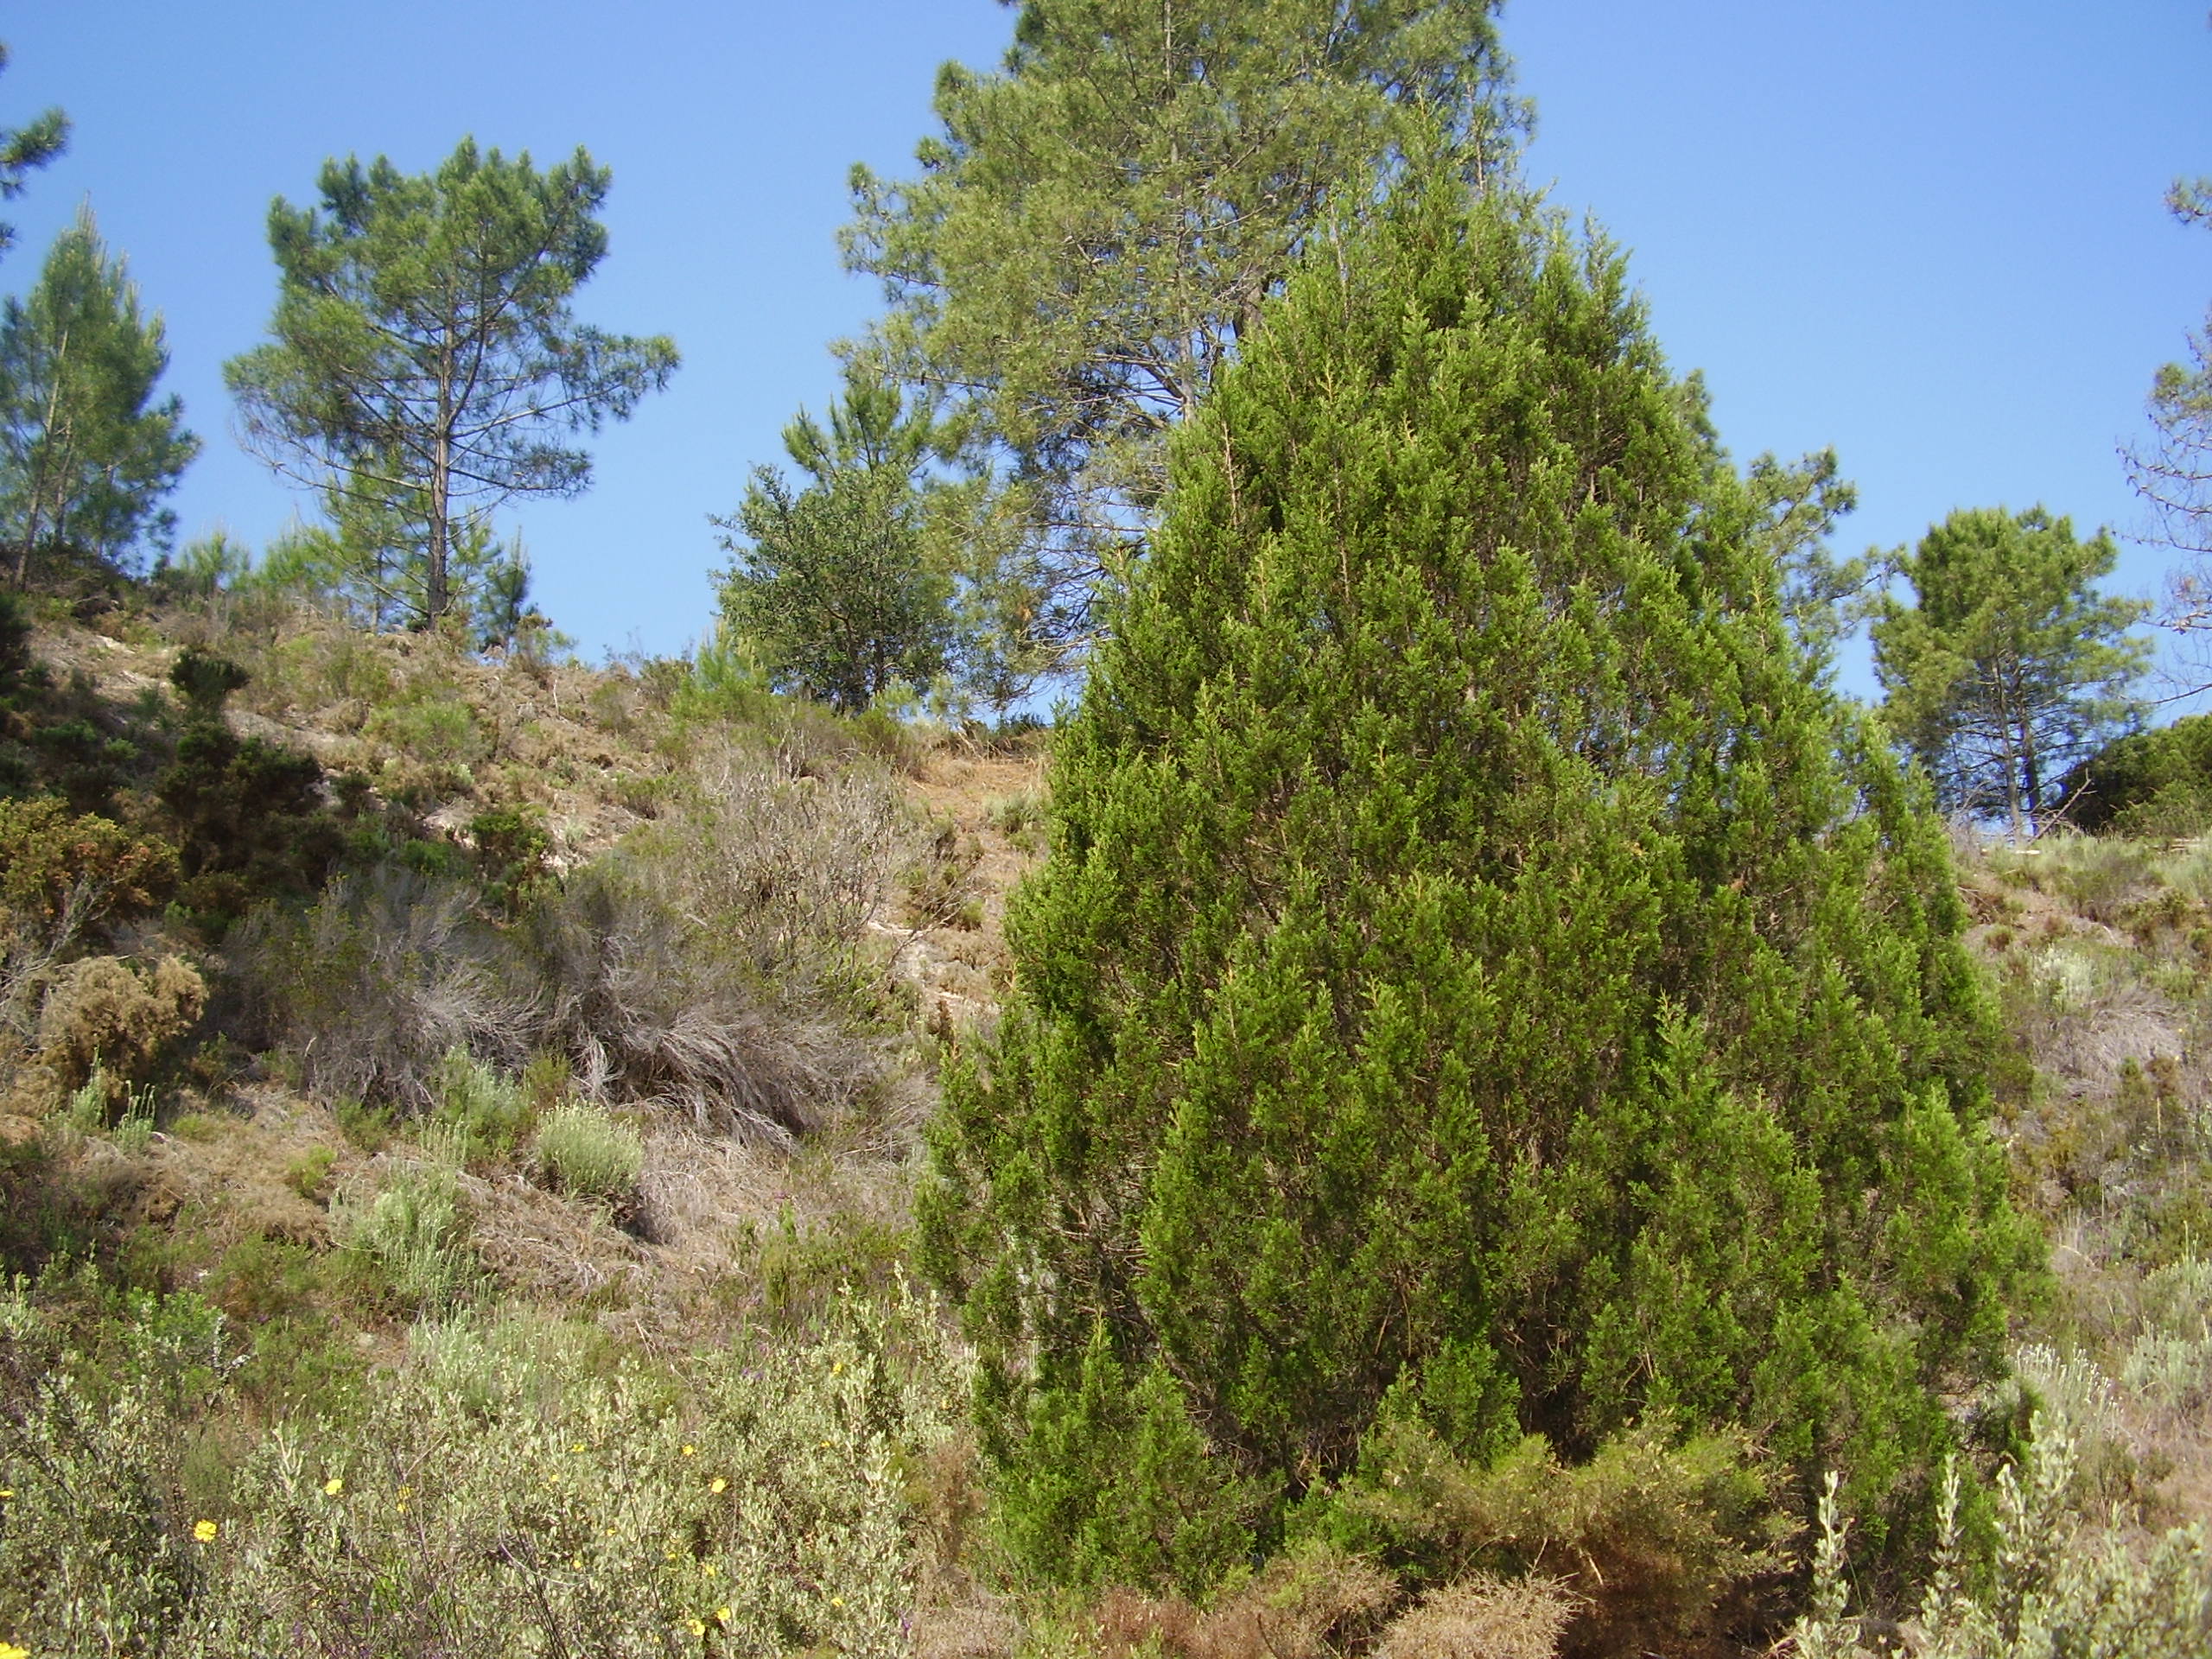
[6,2,2209,699]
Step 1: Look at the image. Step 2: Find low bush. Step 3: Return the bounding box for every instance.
[1330,1423,1786,1656]
[235,865,532,1113]
[430,1045,531,1162]
[33,953,205,1100]
[1795,1420,2211,1659]
[533,1098,644,1203]
[331,1160,482,1315]
[0,1278,967,1659]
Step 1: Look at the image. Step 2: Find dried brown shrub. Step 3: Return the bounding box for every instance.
[1191,1544,1397,1659]
[1379,1573,1574,1659]
[35,954,204,1093]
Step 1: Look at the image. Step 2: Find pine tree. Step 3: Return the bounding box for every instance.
[0,207,198,584]
[918,165,2038,1593]
[226,139,677,626]
[1871,506,2147,840]
[845,0,1526,683]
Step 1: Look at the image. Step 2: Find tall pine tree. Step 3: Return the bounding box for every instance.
[919,163,2037,1592]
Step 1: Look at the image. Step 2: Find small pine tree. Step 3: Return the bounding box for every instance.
[918,165,2040,1593]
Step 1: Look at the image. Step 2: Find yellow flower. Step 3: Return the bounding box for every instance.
[397,1485,412,1499]
[687,1618,706,1637]
[194,1519,219,1542]
[709,1477,727,1495]
[0,1490,13,1499]
[702,1562,718,1578]
[571,1555,582,1569]
[680,1444,696,1457]
[830,1360,842,1375]
[830,1597,845,1608]
[395,1503,407,1516]
[715,1605,732,1626]
[0,1641,27,1659]
[322,1477,344,1497]
[570,1443,585,1453]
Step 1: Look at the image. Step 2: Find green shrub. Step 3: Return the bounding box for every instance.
[921,164,2037,1594]
[430,1045,530,1161]
[283,1147,338,1205]
[332,1161,481,1314]
[365,696,489,772]
[533,1099,644,1202]
[2061,715,2212,837]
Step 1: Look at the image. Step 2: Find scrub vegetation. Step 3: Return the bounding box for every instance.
[3,3,2210,1656]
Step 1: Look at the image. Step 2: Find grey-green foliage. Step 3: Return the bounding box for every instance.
[226,138,677,625]
[844,0,1529,680]
[0,205,199,583]
[533,1098,644,1202]
[0,1280,968,1659]
[332,1160,482,1313]
[1872,506,2149,839]
[1798,1417,2212,1659]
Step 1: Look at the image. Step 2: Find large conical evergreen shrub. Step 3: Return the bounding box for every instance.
[918,166,2037,1593]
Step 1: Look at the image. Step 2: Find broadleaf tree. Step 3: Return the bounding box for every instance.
[1871,506,2148,839]
[842,0,1529,688]
[0,207,199,585]
[226,139,677,626]
[918,161,2037,1596]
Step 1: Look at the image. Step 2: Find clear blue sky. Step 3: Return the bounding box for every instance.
[7,2,2209,699]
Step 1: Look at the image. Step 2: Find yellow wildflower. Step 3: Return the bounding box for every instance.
[715,1605,733,1626]
[570,1443,585,1453]
[571,1556,582,1569]
[681,1444,696,1457]
[702,1562,718,1578]
[687,1618,706,1637]
[709,1477,727,1495]
[193,1519,219,1542]
[831,1597,845,1608]
[322,1477,344,1497]
[0,1642,27,1659]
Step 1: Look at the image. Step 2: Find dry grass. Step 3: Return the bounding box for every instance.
[1381,1574,1576,1659]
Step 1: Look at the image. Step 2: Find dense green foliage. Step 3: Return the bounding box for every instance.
[715,368,955,712]
[920,167,2038,1593]
[2059,714,2212,837]
[844,0,1525,681]
[0,207,199,584]
[1872,508,2147,838]
[226,139,677,625]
